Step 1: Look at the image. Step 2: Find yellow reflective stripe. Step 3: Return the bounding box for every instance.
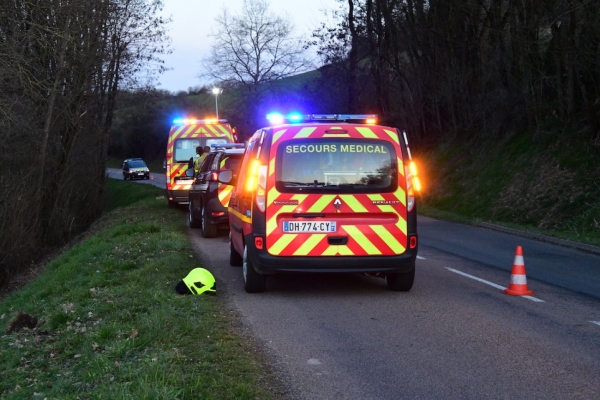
[371,225,405,253]
[294,234,326,255]
[266,194,306,235]
[396,215,407,234]
[266,204,296,235]
[343,225,381,255]
[384,129,400,145]
[337,246,355,256]
[398,157,405,176]
[307,195,336,212]
[270,233,297,255]
[323,133,350,138]
[292,193,308,204]
[321,246,338,256]
[340,195,368,212]
[368,194,385,201]
[269,157,275,177]
[216,124,232,137]
[218,185,232,204]
[229,207,251,223]
[355,127,378,138]
[272,129,287,145]
[294,127,316,138]
[266,187,279,207]
[395,187,406,206]
[205,125,219,134]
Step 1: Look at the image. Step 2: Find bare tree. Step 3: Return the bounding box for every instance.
[0,0,170,286]
[202,0,312,90]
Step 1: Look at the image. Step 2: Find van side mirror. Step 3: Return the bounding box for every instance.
[218,170,235,185]
[185,168,195,177]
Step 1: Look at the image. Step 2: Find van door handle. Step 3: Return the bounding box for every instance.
[328,236,348,245]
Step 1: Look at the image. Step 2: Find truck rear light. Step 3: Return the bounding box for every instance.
[211,211,225,217]
[210,172,218,181]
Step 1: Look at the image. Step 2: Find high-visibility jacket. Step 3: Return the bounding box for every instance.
[194,153,207,173]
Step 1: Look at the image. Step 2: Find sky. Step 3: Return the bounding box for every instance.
[156,0,342,93]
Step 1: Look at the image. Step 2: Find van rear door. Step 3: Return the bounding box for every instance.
[264,124,409,257]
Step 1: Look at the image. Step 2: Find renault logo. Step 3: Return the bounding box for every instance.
[333,197,342,210]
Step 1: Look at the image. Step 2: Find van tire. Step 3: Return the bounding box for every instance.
[188,203,201,229]
[243,245,266,293]
[386,264,415,291]
[229,233,243,266]
[201,206,217,238]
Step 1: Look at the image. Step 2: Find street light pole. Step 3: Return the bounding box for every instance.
[212,87,222,119]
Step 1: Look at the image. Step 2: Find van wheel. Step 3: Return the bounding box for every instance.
[229,233,243,266]
[188,202,201,229]
[386,264,415,291]
[243,245,266,293]
[201,206,217,238]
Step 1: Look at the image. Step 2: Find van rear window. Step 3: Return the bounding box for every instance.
[275,139,398,193]
[174,138,229,162]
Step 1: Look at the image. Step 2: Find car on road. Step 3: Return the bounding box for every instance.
[220,113,421,293]
[189,143,245,237]
[122,158,150,180]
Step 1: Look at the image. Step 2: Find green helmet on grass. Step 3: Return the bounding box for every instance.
[182,268,216,295]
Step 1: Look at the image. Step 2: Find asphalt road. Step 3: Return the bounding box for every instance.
[185,216,600,400]
[106,167,166,189]
[107,171,600,399]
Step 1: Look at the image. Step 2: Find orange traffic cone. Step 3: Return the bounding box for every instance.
[504,245,533,296]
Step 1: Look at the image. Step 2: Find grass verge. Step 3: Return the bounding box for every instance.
[417,131,600,248]
[0,180,280,399]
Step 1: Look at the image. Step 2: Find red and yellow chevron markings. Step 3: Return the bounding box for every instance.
[263,123,409,257]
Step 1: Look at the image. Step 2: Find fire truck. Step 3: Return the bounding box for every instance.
[165,118,236,207]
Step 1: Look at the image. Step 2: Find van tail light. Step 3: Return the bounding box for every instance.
[255,165,268,213]
[404,160,421,213]
[209,171,218,182]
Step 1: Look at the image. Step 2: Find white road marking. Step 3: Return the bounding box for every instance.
[446,267,545,303]
[417,255,426,260]
[591,321,600,327]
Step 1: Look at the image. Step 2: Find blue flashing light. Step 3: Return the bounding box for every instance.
[287,112,303,122]
[173,118,185,124]
[266,113,378,125]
